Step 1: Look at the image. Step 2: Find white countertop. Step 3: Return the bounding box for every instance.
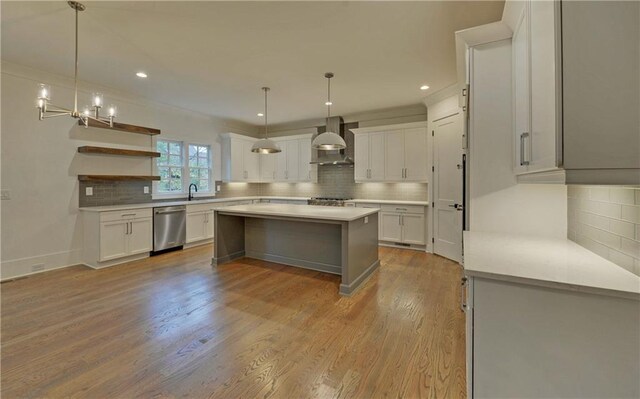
[79,196,428,212]
[216,203,379,222]
[464,231,640,300]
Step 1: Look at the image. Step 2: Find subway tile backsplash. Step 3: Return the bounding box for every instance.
[567,185,640,276]
[79,166,428,207]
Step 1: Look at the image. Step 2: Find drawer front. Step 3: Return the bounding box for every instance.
[100,208,152,222]
[187,203,213,213]
[356,203,381,209]
[381,204,424,214]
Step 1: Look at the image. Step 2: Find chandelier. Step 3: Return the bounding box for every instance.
[36,1,118,127]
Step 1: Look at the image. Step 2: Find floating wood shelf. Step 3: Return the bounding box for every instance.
[78,175,161,182]
[79,119,161,136]
[78,146,161,158]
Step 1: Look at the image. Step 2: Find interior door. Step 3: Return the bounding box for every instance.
[369,132,386,180]
[384,131,405,180]
[354,133,370,181]
[403,127,429,181]
[433,114,464,263]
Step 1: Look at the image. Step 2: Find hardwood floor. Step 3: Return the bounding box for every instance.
[1,245,466,398]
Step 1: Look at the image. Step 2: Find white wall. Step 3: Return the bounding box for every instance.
[0,61,257,279]
[468,40,567,239]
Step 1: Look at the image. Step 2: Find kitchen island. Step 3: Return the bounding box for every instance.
[213,203,380,295]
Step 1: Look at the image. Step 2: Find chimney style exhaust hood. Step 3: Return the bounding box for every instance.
[310,116,354,165]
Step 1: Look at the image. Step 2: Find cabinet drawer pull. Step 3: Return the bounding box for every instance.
[395,207,407,211]
[121,213,136,217]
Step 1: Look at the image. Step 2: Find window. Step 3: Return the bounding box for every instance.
[157,140,183,193]
[188,144,211,191]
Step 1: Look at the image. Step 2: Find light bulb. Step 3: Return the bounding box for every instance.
[92,93,103,108]
[37,83,51,100]
[82,106,91,116]
[108,105,117,117]
[36,98,44,109]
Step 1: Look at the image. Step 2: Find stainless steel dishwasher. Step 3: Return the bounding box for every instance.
[153,205,186,253]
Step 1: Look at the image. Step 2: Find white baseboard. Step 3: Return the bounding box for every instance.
[1,249,83,281]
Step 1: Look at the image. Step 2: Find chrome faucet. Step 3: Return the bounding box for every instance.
[188,183,198,201]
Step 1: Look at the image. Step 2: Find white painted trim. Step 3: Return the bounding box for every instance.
[422,84,460,108]
[1,249,83,281]
[351,121,429,135]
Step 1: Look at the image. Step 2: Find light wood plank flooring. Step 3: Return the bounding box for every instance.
[1,245,466,398]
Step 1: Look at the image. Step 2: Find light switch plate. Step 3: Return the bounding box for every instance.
[217,185,221,192]
[85,187,93,196]
[143,186,149,194]
[1,190,10,200]
[364,216,369,224]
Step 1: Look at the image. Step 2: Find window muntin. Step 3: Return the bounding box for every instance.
[188,144,211,192]
[157,140,184,192]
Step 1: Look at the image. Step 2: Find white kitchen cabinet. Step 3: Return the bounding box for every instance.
[400,213,425,245]
[275,140,300,181]
[221,133,260,182]
[99,221,129,261]
[509,0,640,184]
[379,205,426,247]
[403,128,429,181]
[352,122,430,183]
[298,137,317,182]
[512,6,530,174]
[84,208,153,267]
[259,153,276,182]
[380,213,403,242]
[186,204,215,244]
[354,132,385,182]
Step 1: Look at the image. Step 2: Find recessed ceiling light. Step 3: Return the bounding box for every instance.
[420,85,429,91]
[257,113,264,117]
[325,101,332,106]
[136,72,148,78]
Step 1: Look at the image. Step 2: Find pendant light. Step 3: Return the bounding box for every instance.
[36,1,119,127]
[312,72,346,150]
[251,87,281,154]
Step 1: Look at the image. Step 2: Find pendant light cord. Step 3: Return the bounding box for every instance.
[263,87,269,139]
[326,75,331,120]
[73,6,79,114]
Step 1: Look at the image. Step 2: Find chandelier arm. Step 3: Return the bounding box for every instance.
[45,104,73,113]
[42,112,73,119]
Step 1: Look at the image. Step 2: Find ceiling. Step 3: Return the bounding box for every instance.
[1,1,504,125]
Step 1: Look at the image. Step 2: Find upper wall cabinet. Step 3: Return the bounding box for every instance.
[352,122,430,183]
[222,132,317,183]
[512,0,640,184]
[221,133,261,182]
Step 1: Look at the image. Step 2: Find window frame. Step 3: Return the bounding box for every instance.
[153,139,215,199]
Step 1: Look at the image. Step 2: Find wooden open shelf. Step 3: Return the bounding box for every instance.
[80,119,161,136]
[78,146,160,158]
[78,175,161,182]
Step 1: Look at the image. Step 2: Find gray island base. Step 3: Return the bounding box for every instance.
[212,204,380,296]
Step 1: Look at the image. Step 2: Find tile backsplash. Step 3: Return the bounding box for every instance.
[567,186,640,276]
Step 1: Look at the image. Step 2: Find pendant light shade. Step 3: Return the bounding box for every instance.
[251,87,281,154]
[312,72,346,151]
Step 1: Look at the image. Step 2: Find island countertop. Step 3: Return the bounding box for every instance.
[215,203,379,222]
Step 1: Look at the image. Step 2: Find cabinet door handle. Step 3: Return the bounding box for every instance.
[462,88,467,97]
[125,222,129,235]
[520,132,530,166]
[461,277,468,312]
[129,222,133,235]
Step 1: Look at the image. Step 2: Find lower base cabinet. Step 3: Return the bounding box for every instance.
[186,210,214,243]
[380,205,426,246]
[464,276,640,398]
[83,208,153,267]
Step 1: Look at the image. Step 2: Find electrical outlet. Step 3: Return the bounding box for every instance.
[31,263,45,272]
[85,187,93,196]
[364,216,369,224]
[217,185,221,192]
[1,190,10,200]
[143,186,149,194]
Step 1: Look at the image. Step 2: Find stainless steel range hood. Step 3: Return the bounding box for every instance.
[310,116,354,165]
